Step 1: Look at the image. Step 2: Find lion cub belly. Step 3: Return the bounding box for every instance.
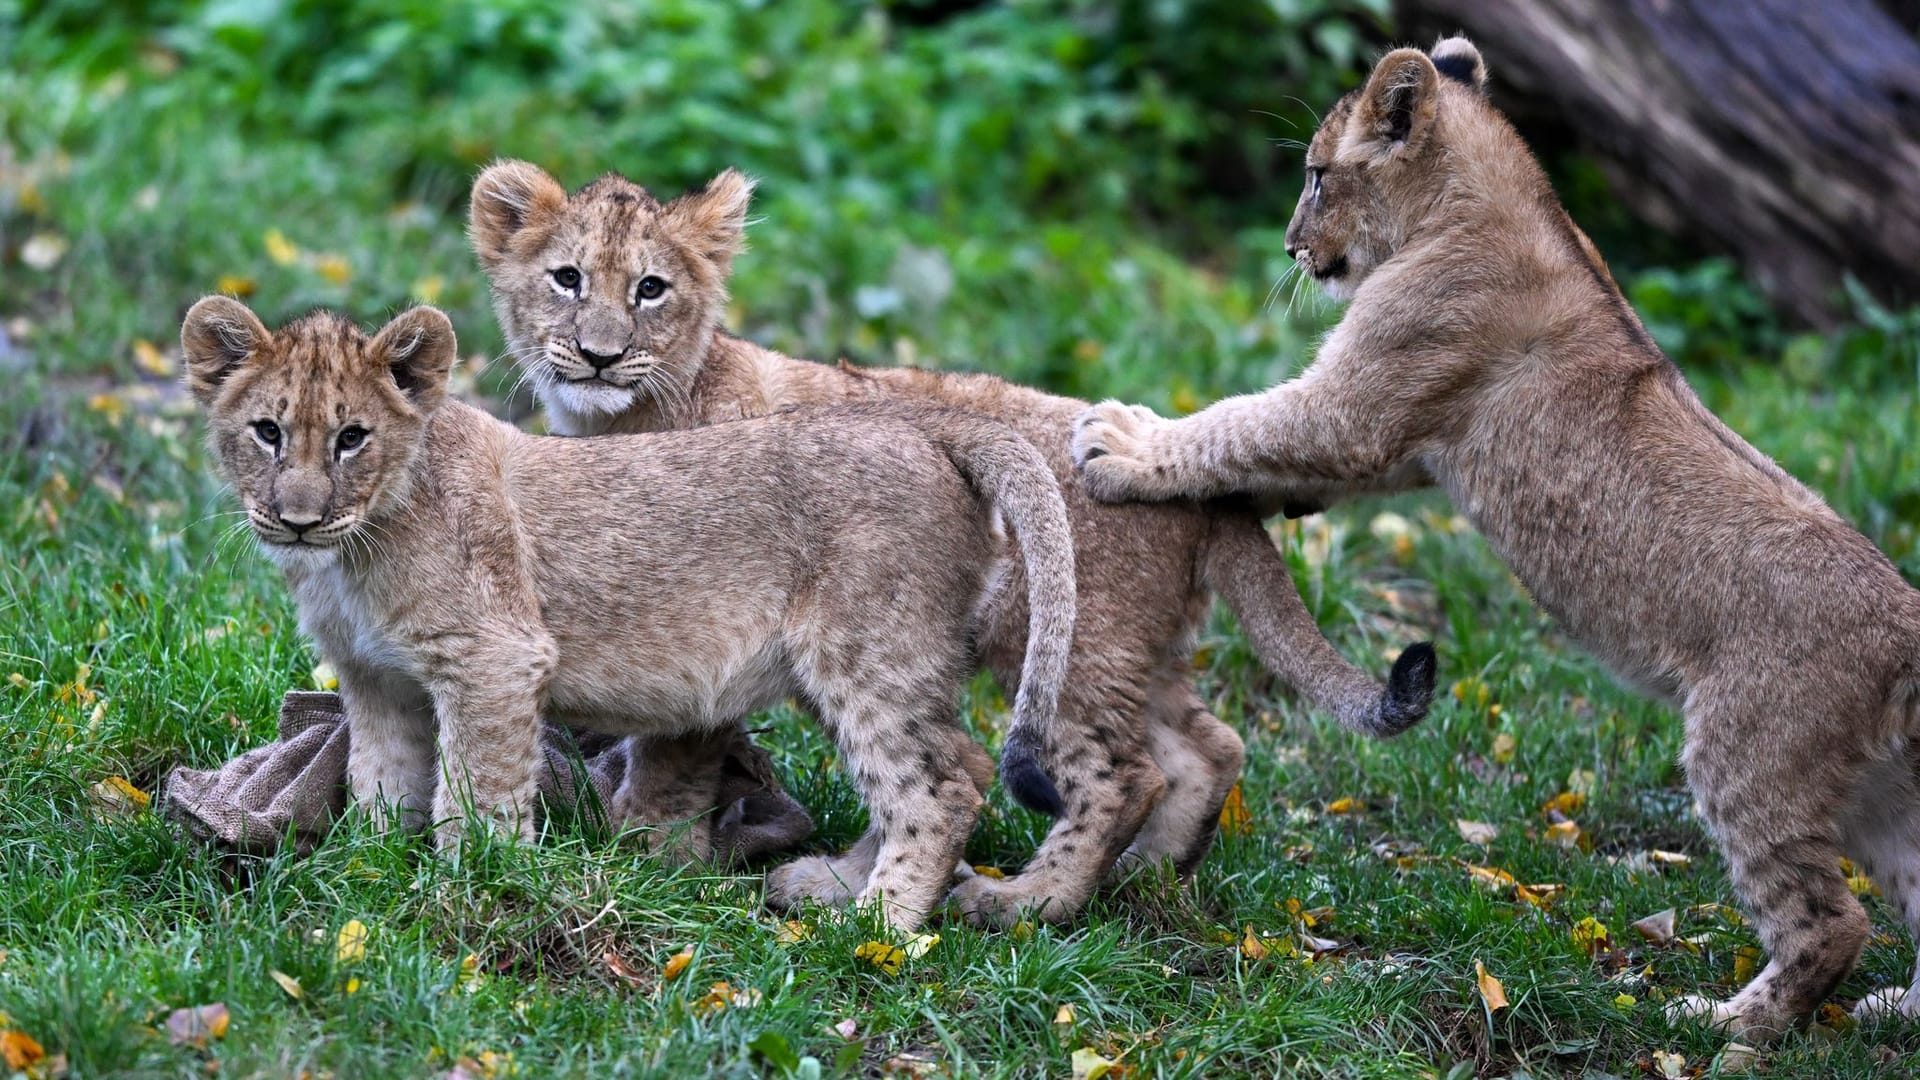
[545,632,798,735]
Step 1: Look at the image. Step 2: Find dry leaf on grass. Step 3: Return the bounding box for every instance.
[165,1003,229,1048]
[1631,909,1677,945]
[1571,917,1611,957]
[1455,819,1499,845]
[602,950,646,985]
[1474,959,1508,1012]
[1,1029,47,1070]
[661,946,693,981]
[1071,1047,1122,1080]
[1651,1049,1687,1078]
[268,969,302,1000]
[855,940,905,976]
[335,919,369,963]
[1217,782,1254,836]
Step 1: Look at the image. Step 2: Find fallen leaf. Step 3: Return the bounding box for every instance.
[1631,909,1677,945]
[21,232,68,271]
[602,950,645,985]
[165,1003,229,1048]
[1544,820,1584,849]
[1652,1049,1687,1078]
[336,919,369,963]
[1,1029,46,1069]
[91,776,150,816]
[662,947,693,981]
[215,274,256,298]
[1817,1002,1857,1032]
[691,980,761,1016]
[1613,992,1637,1011]
[1239,925,1268,961]
[970,864,1006,880]
[1515,882,1566,909]
[1542,791,1586,817]
[834,1018,859,1040]
[1716,1042,1761,1073]
[268,969,303,999]
[132,339,174,378]
[1490,732,1517,764]
[454,953,482,994]
[264,228,300,266]
[902,933,939,959]
[1054,1003,1076,1026]
[344,977,361,995]
[1465,863,1517,893]
[1733,945,1762,983]
[1474,959,1508,1012]
[1456,819,1499,845]
[1217,782,1253,836]
[310,663,338,691]
[1571,916,1611,956]
[854,940,904,976]
[1566,768,1597,796]
[1326,796,1363,815]
[773,920,812,945]
[1071,1047,1119,1080]
[882,1053,940,1077]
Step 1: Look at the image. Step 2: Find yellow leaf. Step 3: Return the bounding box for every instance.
[1733,945,1761,983]
[1652,1050,1687,1079]
[313,253,352,285]
[854,940,904,976]
[1455,819,1499,845]
[269,969,303,999]
[1217,782,1254,836]
[1566,768,1597,796]
[1490,732,1517,763]
[1326,796,1362,815]
[1816,1002,1856,1032]
[1544,820,1583,849]
[411,274,445,303]
[1571,916,1610,956]
[1474,959,1508,1012]
[774,920,812,945]
[264,228,300,266]
[1,1029,45,1070]
[1847,873,1879,897]
[1054,1003,1076,1026]
[336,919,369,963]
[1515,882,1566,909]
[902,933,940,959]
[662,946,693,981]
[1239,925,1269,961]
[1071,1047,1118,1080]
[1169,383,1200,416]
[1613,992,1637,1011]
[216,274,257,298]
[132,338,174,377]
[7,673,27,689]
[1631,908,1677,944]
[311,662,338,691]
[1465,864,1516,893]
[970,864,1006,880]
[1541,790,1586,817]
[344,977,361,995]
[455,952,482,993]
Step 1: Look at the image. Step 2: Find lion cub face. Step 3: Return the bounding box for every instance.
[181,297,455,563]
[469,161,753,421]
[1285,38,1489,300]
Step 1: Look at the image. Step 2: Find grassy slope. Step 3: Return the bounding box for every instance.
[3,3,1919,1077]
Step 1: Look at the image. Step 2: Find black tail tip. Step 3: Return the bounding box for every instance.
[1000,739,1066,818]
[1377,641,1438,736]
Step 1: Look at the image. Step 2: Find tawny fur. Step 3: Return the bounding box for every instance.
[181,298,1078,932]
[467,161,1438,925]
[1071,36,1920,1041]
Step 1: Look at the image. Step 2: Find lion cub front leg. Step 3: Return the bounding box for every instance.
[340,662,437,833]
[1071,373,1417,507]
[424,628,557,850]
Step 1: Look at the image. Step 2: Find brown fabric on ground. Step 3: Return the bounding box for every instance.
[163,691,813,862]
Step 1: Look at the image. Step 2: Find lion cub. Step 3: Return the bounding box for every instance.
[182,297,1077,931]
[1073,37,1920,1040]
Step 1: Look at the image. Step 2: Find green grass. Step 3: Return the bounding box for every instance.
[5,3,1920,1077]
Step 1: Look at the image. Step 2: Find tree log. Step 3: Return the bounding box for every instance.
[1396,0,1920,325]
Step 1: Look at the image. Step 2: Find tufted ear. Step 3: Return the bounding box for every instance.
[662,168,755,271]
[181,295,271,407]
[469,159,569,269]
[370,306,457,414]
[1430,35,1488,94]
[1355,48,1442,157]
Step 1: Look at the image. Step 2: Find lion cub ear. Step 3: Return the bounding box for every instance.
[181,295,271,407]
[1356,47,1442,158]
[371,306,458,414]
[469,159,568,269]
[1430,36,1488,95]
[662,169,756,272]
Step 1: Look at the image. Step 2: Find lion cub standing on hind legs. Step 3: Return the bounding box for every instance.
[1072,37,1920,1041]
[467,158,1439,926]
[181,296,1079,932]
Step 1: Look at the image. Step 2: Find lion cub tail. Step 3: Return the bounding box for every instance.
[1202,516,1436,738]
[930,412,1077,818]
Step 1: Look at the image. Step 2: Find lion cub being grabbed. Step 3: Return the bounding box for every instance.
[1074,37,1920,1040]
[182,297,1076,931]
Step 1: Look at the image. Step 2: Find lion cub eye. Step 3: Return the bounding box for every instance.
[635,276,669,303]
[252,419,281,447]
[550,266,583,293]
[336,425,368,455]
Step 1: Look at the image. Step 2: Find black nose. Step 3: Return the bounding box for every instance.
[278,514,320,537]
[577,342,622,370]
[1285,244,1302,259]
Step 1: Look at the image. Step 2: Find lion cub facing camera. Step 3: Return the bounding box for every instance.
[1073,37,1920,1039]
[182,297,1076,931]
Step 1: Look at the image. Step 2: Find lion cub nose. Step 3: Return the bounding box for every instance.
[576,341,623,370]
[277,510,322,536]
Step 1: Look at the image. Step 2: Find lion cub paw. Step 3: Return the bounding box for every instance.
[1854,986,1918,1021]
[1667,992,1795,1044]
[765,855,867,911]
[948,873,1064,929]
[1070,401,1174,503]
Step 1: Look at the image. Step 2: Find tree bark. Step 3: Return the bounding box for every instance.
[1396,0,1920,326]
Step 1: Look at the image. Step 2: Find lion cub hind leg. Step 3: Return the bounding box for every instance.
[426,629,557,850]
[1843,751,1920,1021]
[1122,678,1245,875]
[951,679,1166,927]
[1670,699,1872,1041]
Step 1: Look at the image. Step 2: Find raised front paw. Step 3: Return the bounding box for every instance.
[765,854,866,911]
[1070,400,1174,504]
